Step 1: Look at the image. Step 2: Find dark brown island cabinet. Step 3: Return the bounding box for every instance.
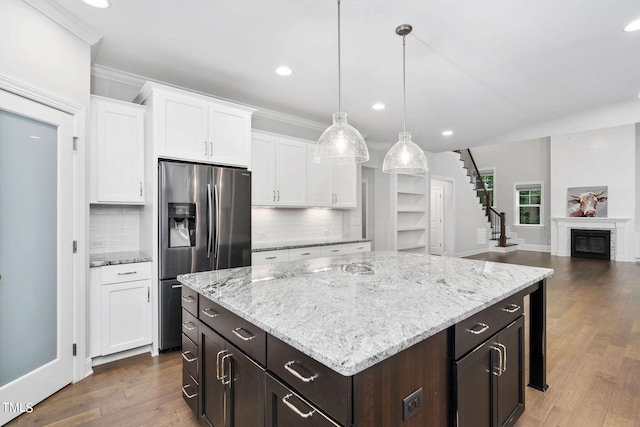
[181,282,547,427]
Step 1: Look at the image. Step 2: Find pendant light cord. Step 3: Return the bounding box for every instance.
[402,33,407,134]
[337,0,342,114]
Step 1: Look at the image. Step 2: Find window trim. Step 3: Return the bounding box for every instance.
[513,181,544,227]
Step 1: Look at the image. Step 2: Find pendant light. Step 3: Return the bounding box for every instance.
[382,25,428,174]
[315,0,369,165]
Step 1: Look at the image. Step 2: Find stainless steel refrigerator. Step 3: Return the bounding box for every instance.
[158,160,251,350]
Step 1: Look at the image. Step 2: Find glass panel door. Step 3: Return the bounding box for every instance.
[0,110,58,387]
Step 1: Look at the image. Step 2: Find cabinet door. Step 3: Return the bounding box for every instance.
[210,103,250,167]
[332,163,356,208]
[157,92,208,162]
[227,343,265,427]
[496,317,525,427]
[251,250,289,266]
[275,138,307,206]
[251,135,276,206]
[91,98,144,204]
[454,340,495,427]
[100,280,151,355]
[306,145,333,207]
[200,325,227,427]
[265,374,340,427]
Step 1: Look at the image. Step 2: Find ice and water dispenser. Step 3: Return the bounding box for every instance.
[168,203,196,247]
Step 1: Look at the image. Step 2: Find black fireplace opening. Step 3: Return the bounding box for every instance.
[570,229,611,260]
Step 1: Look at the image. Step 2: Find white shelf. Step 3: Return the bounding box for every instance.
[397,226,426,232]
[392,173,428,253]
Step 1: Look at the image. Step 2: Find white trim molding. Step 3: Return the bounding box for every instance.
[551,217,632,262]
[23,0,102,46]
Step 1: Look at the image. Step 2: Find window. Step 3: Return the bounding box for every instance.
[515,183,542,225]
[476,170,495,207]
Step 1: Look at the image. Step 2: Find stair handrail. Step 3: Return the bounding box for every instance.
[464,149,507,247]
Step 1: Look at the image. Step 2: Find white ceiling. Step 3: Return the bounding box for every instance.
[52,0,640,152]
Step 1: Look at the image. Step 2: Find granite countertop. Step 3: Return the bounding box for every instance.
[90,251,152,267]
[178,251,553,376]
[252,237,372,252]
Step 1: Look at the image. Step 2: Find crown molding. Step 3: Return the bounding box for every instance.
[91,64,339,134]
[23,0,102,46]
[0,74,83,114]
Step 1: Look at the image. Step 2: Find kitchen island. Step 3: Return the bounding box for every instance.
[178,251,553,427]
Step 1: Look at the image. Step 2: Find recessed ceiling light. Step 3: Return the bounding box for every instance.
[372,103,385,110]
[624,18,640,32]
[275,66,292,76]
[81,0,110,8]
[442,130,453,136]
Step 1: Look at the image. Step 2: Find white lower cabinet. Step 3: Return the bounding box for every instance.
[252,242,371,266]
[90,262,152,358]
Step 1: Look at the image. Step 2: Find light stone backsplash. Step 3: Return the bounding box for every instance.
[90,205,142,254]
[252,208,343,243]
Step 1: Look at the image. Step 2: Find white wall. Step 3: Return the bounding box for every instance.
[429,152,490,257]
[0,0,90,108]
[550,124,636,260]
[472,137,551,251]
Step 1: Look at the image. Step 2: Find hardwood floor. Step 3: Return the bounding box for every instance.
[6,251,640,426]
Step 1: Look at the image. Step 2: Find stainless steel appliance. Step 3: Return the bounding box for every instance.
[158,160,251,350]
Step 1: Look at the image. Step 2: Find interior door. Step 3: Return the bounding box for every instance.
[430,186,444,255]
[0,89,74,425]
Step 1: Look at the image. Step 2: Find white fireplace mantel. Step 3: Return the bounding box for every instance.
[551,217,631,261]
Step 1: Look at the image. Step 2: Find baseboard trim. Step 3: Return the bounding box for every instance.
[91,345,153,367]
[456,247,491,257]
[519,244,551,253]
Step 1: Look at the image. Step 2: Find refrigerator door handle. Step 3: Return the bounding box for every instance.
[207,183,213,259]
[214,184,220,259]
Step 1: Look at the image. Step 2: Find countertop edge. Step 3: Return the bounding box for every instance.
[252,238,372,252]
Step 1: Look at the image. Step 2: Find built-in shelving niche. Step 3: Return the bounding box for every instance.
[392,174,428,253]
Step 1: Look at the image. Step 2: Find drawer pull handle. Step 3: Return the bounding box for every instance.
[181,384,197,399]
[502,304,521,313]
[117,271,137,275]
[182,351,197,363]
[216,350,228,380]
[282,394,315,419]
[284,361,318,383]
[202,307,220,318]
[356,246,364,249]
[182,321,196,331]
[467,323,489,335]
[490,343,507,376]
[172,284,182,289]
[232,327,255,341]
[330,249,340,253]
[265,256,277,260]
[182,295,195,303]
[301,252,311,256]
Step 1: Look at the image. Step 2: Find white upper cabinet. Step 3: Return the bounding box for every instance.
[251,132,306,206]
[90,95,145,204]
[135,82,255,167]
[306,145,357,208]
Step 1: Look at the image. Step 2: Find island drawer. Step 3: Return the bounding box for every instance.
[453,293,524,359]
[266,374,342,427]
[182,333,198,379]
[268,335,351,426]
[181,286,198,317]
[182,367,199,417]
[182,308,198,344]
[199,295,267,366]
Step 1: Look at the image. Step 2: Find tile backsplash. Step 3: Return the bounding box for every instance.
[252,208,342,243]
[90,205,142,254]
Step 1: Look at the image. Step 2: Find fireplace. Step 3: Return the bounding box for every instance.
[570,229,611,260]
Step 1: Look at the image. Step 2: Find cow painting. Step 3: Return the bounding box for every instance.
[567,188,608,217]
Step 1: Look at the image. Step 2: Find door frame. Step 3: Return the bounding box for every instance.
[431,175,455,256]
[0,74,89,382]
[430,185,444,255]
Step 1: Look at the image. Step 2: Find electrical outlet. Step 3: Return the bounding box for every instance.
[402,387,423,421]
[91,239,105,249]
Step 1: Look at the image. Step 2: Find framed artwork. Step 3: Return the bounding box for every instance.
[567,186,607,217]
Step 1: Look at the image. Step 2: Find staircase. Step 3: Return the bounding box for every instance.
[456,149,517,251]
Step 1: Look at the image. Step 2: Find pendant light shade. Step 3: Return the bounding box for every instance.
[382,131,427,174]
[315,0,369,164]
[383,24,428,174]
[315,112,368,164]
